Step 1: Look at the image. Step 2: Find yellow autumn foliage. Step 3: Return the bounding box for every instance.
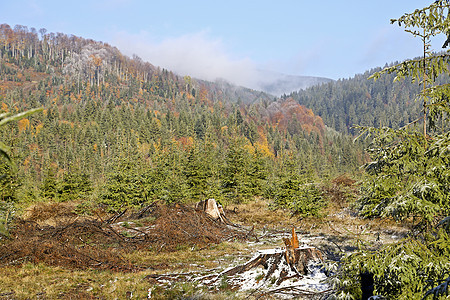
[18,118,30,132]
[255,128,274,158]
[35,123,44,134]
[255,140,274,158]
[1,102,8,112]
[243,143,255,155]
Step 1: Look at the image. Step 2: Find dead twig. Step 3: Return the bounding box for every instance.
[133,202,157,219]
[50,217,79,238]
[255,286,332,299]
[105,209,127,224]
[327,221,342,235]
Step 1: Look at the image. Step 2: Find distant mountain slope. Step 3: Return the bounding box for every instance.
[289,68,426,135]
[199,78,273,105]
[255,70,333,96]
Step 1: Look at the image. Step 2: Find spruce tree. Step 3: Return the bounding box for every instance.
[335,2,450,298]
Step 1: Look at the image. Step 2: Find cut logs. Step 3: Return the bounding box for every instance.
[220,247,322,283]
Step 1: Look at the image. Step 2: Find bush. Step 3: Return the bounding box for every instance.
[272,177,326,217]
[100,162,146,211]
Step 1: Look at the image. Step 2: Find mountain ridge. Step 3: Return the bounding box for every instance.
[253,69,333,96]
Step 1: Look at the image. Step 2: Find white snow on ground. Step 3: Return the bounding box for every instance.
[257,248,284,254]
[216,248,329,297]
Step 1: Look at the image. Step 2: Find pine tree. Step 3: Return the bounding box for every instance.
[222,137,251,203]
[57,164,92,202]
[335,2,450,298]
[100,160,145,210]
[184,145,208,201]
[41,167,57,199]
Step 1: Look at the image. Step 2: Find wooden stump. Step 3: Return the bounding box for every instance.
[221,247,322,281]
[215,227,323,287]
[196,199,225,221]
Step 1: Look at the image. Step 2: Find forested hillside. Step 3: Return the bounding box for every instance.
[0,24,364,213]
[291,67,424,134]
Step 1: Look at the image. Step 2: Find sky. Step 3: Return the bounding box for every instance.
[0,0,441,89]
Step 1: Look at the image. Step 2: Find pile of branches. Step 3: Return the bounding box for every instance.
[0,202,249,271]
[140,203,249,251]
[0,218,138,271]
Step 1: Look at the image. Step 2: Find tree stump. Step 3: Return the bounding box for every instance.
[216,227,323,287]
[220,247,322,283]
[196,199,226,222]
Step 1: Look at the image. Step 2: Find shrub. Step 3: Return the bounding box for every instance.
[272,177,326,217]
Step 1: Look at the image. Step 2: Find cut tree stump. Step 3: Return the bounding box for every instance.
[195,198,227,222]
[220,247,322,280]
[214,227,323,287]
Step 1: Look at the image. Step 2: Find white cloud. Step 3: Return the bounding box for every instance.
[112,30,262,89]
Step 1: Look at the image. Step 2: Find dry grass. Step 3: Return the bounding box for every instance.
[21,201,80,226]
[123,241,249,271]
[225,195,409,250]
[0,194,412,299]
[0,241,249,299]
[0,263,151,299]
[226,198,299,230]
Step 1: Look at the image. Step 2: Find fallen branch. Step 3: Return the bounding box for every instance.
[133,202,157,219]
[255,286,332,299]
[106,209,127,224]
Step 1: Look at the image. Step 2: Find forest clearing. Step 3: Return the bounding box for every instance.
[0,178,409,299]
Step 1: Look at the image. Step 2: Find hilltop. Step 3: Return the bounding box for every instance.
[255,69,333,96]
